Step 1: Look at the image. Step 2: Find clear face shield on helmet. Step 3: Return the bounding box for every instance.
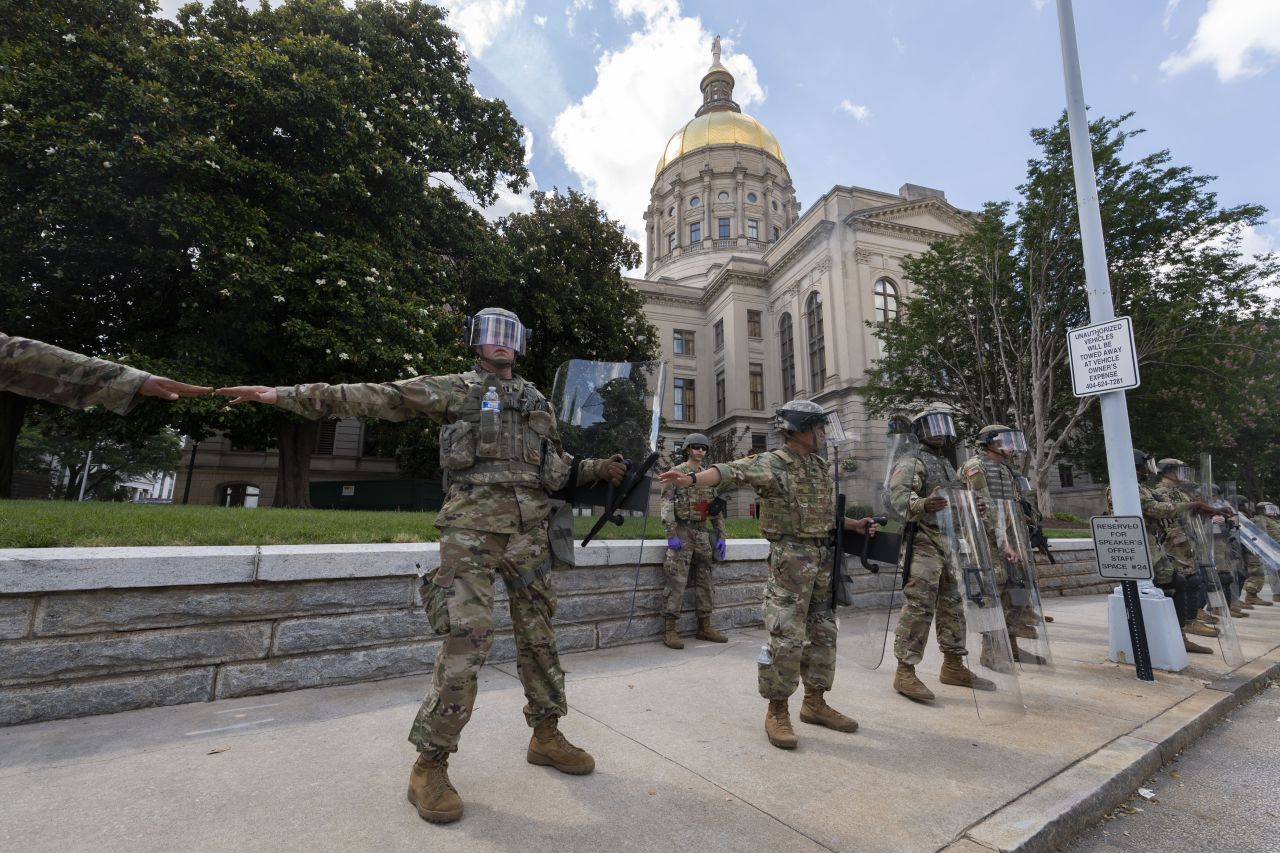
[985,429,1028,455]
[1163,463,1194,484]
[915,412,956,443]
[1265,503,1280,518]
[468,311,529,354]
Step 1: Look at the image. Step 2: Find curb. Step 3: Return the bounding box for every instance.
[941,647,1280,853]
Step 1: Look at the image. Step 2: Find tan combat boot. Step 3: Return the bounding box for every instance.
[695,615,728,643]
[940,653,996,691]
[662,616,684,650]
[893,662,935,702]
[1183,633,1213,655]
[1010,638,1047,666]
[765,698,799,749]
[1196,608,1219,625]
[527,718,595,775]
[1186,620,1218,638]
[407,752,464,824]
[799,687,859,732]
[1245,591,1273,607]
[1239,597,1255,609]
[1229,603,1248,618]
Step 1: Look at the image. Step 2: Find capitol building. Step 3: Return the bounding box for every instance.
[628,42,972,508]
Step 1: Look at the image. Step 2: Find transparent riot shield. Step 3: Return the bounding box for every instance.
[937,486,1024,724]
[550,359,666,536]
[991,499,1054,669]
[878,430,920,520]
[1237,515,1280,599]
[1183,510,1244,667]
[833,429,900,671]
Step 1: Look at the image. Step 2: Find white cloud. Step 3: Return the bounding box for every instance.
[1161,0,1280,81]
[1241,219,1280,301]
[838,99,870,121]
[1162,0,1182,32]
[551,2,765,251]
[533,14,546,27]
[438,0,525,59]
[566,0,593,36]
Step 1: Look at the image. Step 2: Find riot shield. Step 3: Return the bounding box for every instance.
[937,486,1024,724]
[1237,515,1280,598]
[1183,510,1244,667]
[833,429,899,671]
[550,359,666,535]
[878,431,920,520]
[991,499,1054,669]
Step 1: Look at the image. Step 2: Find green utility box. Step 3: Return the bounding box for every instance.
[310,479,443,512]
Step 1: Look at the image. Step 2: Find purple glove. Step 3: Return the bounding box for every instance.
[667,536,682,551]
[713,538,727,560]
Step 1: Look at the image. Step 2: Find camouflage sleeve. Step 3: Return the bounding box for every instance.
[888,456,929,521]
[712,453,780,497]
[1145,485,1193,519]
[273,374,463,422]
[660,476,677,531]
[0,333,150,415]
[960,458,998,538]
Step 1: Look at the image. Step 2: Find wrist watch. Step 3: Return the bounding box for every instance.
[687,471,697,487]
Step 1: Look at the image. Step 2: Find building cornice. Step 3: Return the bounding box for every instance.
[763,220,835,281]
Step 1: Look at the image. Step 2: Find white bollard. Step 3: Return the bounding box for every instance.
[1108,584,1189,672]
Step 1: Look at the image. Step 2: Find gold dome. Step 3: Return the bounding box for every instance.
[655,110,785,175]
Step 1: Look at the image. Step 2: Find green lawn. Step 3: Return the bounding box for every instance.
[0,500,764,548]
[0,500,1090,549]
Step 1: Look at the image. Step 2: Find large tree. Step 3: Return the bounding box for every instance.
[1,0,530,503]
[865,112,1276,513]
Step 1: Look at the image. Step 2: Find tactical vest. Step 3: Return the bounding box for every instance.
[670,462,718,524]
[909,446,961,529]
[980,458,1020,502]
[438,371,564,489]
[758,448,835,539]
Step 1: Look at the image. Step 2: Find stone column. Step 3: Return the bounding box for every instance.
[735,169,746,245]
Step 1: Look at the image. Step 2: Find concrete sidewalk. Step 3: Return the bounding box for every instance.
[1,593,1277,853]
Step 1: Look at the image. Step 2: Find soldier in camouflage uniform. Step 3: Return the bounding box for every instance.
[1249,502,1280,605]
[1151,458,1220,642]
[218,309,627,825]
[658,400,877,750]
[0,332,210,412]
[960,424,1045,665]
[1106,451,1220,654]
[659,432,728,650]
[889,408,995,703]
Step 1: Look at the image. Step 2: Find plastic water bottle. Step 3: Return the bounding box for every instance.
[481,386,501,444]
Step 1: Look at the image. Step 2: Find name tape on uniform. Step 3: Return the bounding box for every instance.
[1067,316,1140,397]
[1090,516,1154,580]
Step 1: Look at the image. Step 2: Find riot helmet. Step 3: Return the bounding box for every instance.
[466,307,529,354]
[1156,458,1193,483]
[1132,449,1157,475]
[976,424,1027,456]
[1263,502,1280,518]
[775,399,846,446]
[910,407,956,445]
[1230,494,1254,515]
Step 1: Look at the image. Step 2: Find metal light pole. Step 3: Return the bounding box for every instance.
[77,449,93,501]
[1055,0,1154,681]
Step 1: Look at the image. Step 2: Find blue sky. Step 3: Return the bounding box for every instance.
[158,1,1280,271]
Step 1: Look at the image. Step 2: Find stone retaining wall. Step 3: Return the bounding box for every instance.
[0,538,1096,727]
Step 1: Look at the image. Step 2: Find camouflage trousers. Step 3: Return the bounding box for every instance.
[1243,550,1264,594]
[758,537,837,700]
[893,541,968,666]
[408,521,567,758]
[662,522,715,618]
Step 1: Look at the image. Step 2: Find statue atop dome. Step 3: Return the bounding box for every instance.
[712,35,721,65]
[697,35,739,117]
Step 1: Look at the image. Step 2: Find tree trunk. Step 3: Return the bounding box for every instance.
[273,417,319,508]
[0,392,31,499]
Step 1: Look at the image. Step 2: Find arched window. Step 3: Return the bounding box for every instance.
[778,313,796,401]
[805,292,826,390]
[874,277,900,324]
